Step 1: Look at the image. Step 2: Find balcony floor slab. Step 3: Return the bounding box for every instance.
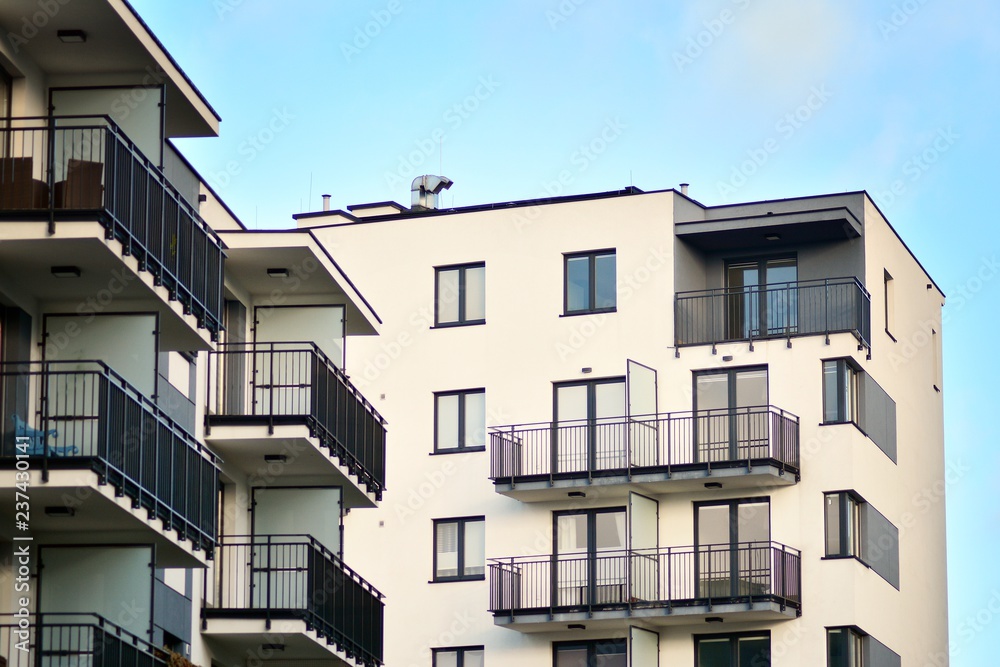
[202,617,361,666]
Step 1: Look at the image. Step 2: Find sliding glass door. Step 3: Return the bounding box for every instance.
[554,378,626,473]
[554,508,626,607]
[694,367,768,462]
[726,257,798,339]
[696,499,770,599]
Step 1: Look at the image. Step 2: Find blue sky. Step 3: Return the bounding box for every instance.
[132,0,999,662]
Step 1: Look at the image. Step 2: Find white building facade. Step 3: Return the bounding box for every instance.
[301,183,947,667]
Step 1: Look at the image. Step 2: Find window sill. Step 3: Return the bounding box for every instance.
[431,320,486,329]
[429,576,486,584]
[560,308,617,318]
[430,447,486,456]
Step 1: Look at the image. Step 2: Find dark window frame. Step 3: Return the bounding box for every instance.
[826,626,865,667]
[693,496,772,548]
[821,357,861,426]
[823,490,863,559]
[562,249,617,316]
[433,388,487,454]
[691,365,770,411]
[432,645,484,666]
[434,262,486,327]
[432,516,485,583]
[552,638,627,665]
[693,631,771,667]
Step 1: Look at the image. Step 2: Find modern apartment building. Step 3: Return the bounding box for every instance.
[297,180,947,666]
[0,3,385,667]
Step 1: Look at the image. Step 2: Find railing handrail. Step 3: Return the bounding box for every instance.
[488,404,799,433]
[0,359,217,462]
[675,276,870,298]
[0,114,224,248]
[216,533,385,598]
[0,611,165,656]
[488,541,801,565]
[209,342,386,424]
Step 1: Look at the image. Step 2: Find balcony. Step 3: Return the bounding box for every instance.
[206,343,386,506]
[489,542,801,632]
[674,277,871,350]
[0,613,168,667]
[490,407,799,501]
[0,116,224,340]
[0,361,218,563]
[204,535,384,667]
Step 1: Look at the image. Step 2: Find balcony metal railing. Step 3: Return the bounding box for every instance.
[207,535,384,667]
[674,277,871,348]
[206,343,387,500]
[490,406,799,482]
[489,542,801,618]
[0,116,225,337]
[0,613,167,667]
[0,361,218,553]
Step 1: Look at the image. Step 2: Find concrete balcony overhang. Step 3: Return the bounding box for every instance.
[202,618,361,666]
[219,229,381,335]
[493,600,798,633]
[0,0,220,137]
[675,206,862,251]
[204,423,378,508]
[0,468,207,568]
[0,220,214,350]
[494,462,797,502]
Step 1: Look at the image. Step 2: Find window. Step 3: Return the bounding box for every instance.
[435,263,485,326]
[554,509,627,606]
[564,250,616,314]
[822,359,897,463]
[823,491,900,589]
[433,517,485,581]
[822,359,858,424]
[883,270,895,338]
[824,491,861,558]
[435,389,486,453]
[695,498,770,599]
[726,256,797,338]
[554,377,625,471]
[827,627,901,667]
[554,639,626,667]
[695,633,770,667]
[694,366,768,462]
[433,646,484,667]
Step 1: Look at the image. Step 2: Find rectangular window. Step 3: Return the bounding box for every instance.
[432,646,484,667]
[822,359,858,424]
[434,389,486,452]
[827,627,901,667]
[435,263,486,326]
[883,270,895,337]
[433,517,485,581]
[824,492,861,557]
[824,492,899,588]
[564,250,616,314]
[695,633,770,667]
[554,639,626,667]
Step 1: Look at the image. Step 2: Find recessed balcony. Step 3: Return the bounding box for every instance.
[203,535,384,667]
[0,116,225,345]
[205,343,387,507]
[674,277,871,350]
[490,406,799,502]
[0,361,218,565]
[489,542,801,632]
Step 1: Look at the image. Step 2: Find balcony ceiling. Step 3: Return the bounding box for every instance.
[220,231,381,335]
[675,206,862,251]
[0,228,214,350]
[0,0,219,137]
